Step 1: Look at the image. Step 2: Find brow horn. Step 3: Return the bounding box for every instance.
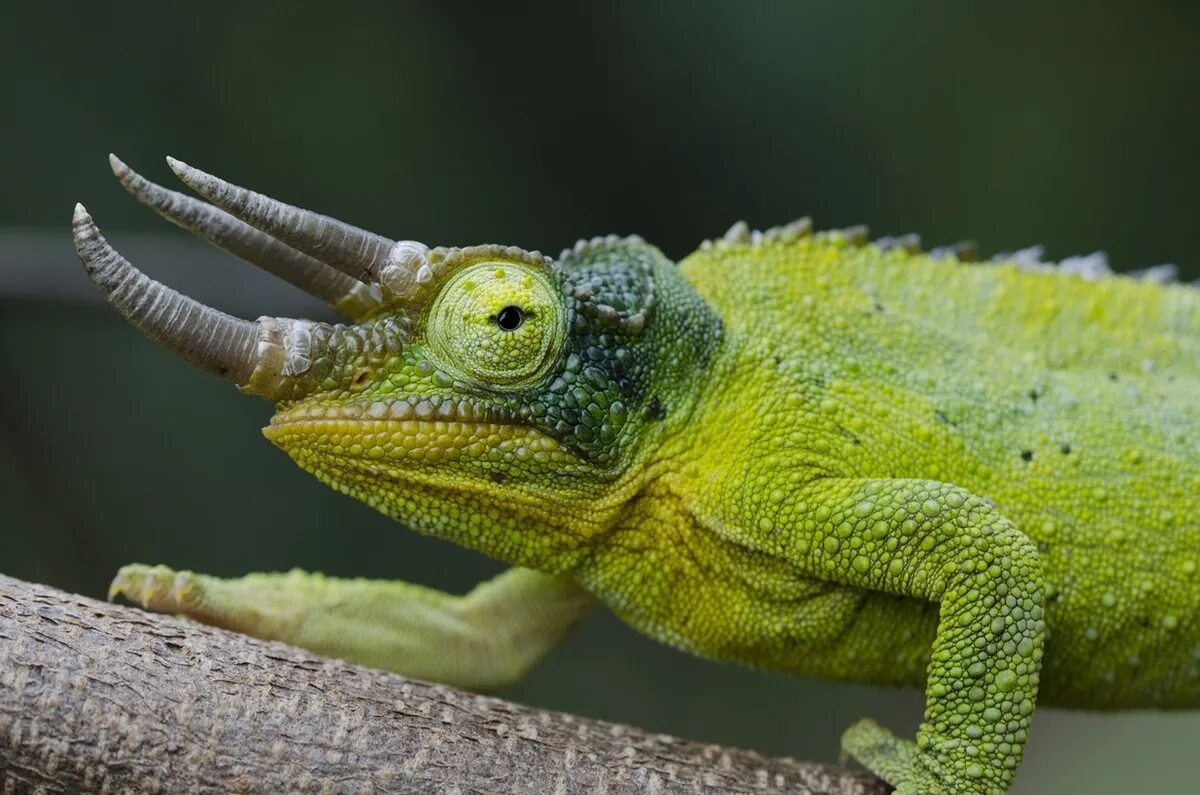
[167,156,398,286]
[110,155,381,319]
[72,204,325,401]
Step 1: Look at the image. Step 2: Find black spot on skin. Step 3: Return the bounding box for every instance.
[874,302,886,313]
[1108,372,1120,382]
[1060,443,1072,455]
[645,396,666,421]
[1028,389,1040,403]
[1048,592,1063,604]
[489,471,507,484]
[1020,449,1034,462]
[934,409,955,426]
[773,356,782,366]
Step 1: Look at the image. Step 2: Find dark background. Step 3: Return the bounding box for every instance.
[2,3,1198,792]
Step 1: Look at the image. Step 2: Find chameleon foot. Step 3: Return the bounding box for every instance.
[842,719,957,795]
[108,563,260,632]
[109,563,208,614]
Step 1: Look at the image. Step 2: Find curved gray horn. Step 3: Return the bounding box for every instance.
[110,155,381,320]
[167,156,395,285]
[73,204,323,403]
[73,203,259,384]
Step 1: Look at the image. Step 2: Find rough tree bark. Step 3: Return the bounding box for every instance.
[0,575,889,795]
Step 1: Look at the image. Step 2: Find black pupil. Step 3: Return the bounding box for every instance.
[496,305,524,331]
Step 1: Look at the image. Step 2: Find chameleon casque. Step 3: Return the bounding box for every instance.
[71,154,1199,795]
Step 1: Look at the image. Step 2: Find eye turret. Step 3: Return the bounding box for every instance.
[424,262,567,388]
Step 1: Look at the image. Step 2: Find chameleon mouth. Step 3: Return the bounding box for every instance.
[267,395,504,426]
[263,398,572,468]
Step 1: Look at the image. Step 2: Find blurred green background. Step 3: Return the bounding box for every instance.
[2,2,1198,792]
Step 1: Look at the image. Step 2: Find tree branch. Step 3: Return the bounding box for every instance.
[0,574,888,794]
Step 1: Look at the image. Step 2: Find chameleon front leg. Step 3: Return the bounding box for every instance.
[789,478,1045,795]
[110,564,594,690]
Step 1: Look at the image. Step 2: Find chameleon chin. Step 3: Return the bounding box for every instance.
[76,153,1199,795]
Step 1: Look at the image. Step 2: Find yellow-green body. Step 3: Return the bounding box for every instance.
[80,157,1200,795]
[598,233,1200,709]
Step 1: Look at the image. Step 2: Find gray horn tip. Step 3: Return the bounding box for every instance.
[108,152,128,177]
[166,156,208,192]
[109,154,150,195]
[71,204,107,279]
[165,155,191,176]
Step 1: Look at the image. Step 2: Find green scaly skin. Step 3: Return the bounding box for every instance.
[101,217,1200,795]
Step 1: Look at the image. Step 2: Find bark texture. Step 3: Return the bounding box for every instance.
[0,574,888,794]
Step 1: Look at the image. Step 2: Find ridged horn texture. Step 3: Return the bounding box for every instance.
[72,204,324,401]
[72,203,259,384]
[109,155,381,319]
[167,156,396,285]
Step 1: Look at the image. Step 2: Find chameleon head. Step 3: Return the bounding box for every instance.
[74,156,721,570]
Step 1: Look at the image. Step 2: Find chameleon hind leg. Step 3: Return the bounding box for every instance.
[109,564,594,690]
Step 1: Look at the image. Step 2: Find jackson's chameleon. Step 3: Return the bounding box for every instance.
[72,154,1200,795]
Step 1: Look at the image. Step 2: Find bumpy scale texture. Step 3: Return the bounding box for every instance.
[645,229,1199,793]
[100,212,1200,795]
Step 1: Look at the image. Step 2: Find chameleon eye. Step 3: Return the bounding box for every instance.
[425,262,565,387]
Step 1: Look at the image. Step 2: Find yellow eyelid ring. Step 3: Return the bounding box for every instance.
[424,261,567,388]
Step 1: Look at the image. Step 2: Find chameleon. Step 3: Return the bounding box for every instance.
[70,153,1199,794]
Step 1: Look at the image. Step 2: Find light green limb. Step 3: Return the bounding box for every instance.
[110,564,595,690]
[789,478,1046,795]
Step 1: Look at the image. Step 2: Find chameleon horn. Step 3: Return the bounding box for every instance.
[167,156,396,286]
[110,154,381,320]
[72,204,319,401]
